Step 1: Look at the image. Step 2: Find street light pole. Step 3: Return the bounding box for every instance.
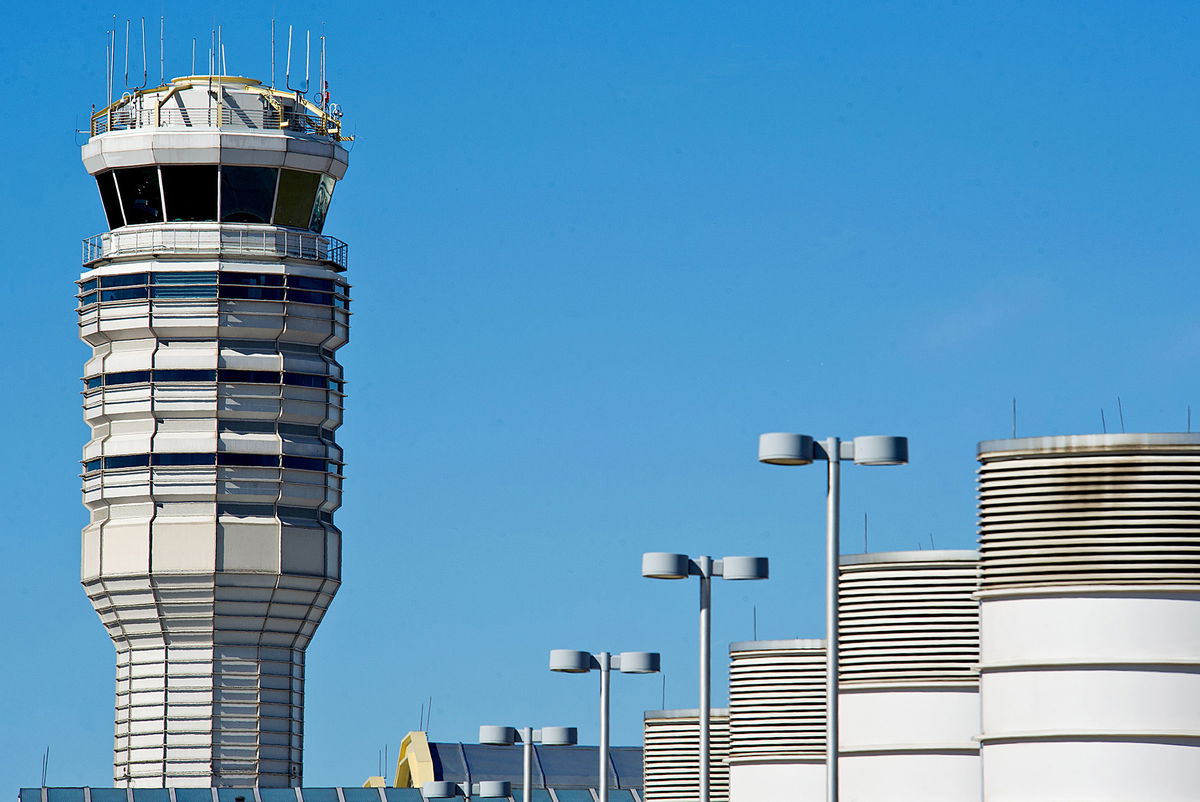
[521,727,533,802]
[598,652,610,802]
[641,553,769,802]
[758,433,908,802]
[479,725,577,802]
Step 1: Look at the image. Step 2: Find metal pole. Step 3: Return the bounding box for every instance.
[598,653,611,802]
[521,728,532,802]
[697,557,712,802]
[825,437,841,802]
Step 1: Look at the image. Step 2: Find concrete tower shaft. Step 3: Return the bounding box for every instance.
[79,75,351,788]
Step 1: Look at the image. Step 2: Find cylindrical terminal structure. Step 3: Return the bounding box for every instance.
[977,434,1200,802]
[643,709,729,802]
[78,75,351,787]
[726,640,825,802]
[837,551,981,802]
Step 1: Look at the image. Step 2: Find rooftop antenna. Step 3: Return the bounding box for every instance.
[929,533,936,549]
[863,512,868,553]
[319,30,327,108]
[418,701,424,731]
[191,37,196,75]
[1189,405,1192,433]
[426,696,432,735]
[752,604,758,639]
[158,16,164,85]
[1011,397,1017,438]
[221,43,227,77]
[1101,408,1107,434]
[105,24,115,107]
[271,20,276,89]
[661,672,667,709]
[133,17,148,91]
[40,746,48,787]
[217,24,223,75]
[1117,396,1126,433]
[123,19,129,90]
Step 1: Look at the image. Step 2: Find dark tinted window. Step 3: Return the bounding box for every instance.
[221,285,285,301]
[83,459,102,472]
[101,287,148,301]
[221,166,278,223]
[152,453,216,466]
[283,373,326,388]
[288,289,333,305]
[223,273,284,286]
[156,370,216,382]
[275,169,322,228]
[282,456,327,471]
[116,167,163,224]
[105,371,151,386]
[218,369,281,384]
[96,172,124,228]
[80,279,99,291]
[105,454,150,469]
[101,273,148,287]
[84,376,103,389]
[289,276,334,292]
[219,419,277,433]
[218,453,280,467]
[161,165,218,221]
[310,174,335,232]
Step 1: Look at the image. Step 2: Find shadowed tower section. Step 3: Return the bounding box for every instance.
[78,73,351,787]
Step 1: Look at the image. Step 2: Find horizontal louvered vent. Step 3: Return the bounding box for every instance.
[643,712,729,802]
[728,644,825,760]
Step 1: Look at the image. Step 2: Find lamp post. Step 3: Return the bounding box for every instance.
[640,553,769,802]
[757,433,908,802]
[478,725,578,802]
[548,649,661,802]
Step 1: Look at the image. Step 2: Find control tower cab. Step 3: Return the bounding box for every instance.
[78,75,351,788]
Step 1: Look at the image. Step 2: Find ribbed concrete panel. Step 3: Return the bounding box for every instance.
[977,434,1200,802]
[79,75,351,788]
[643,709,729,802]
[836,552,981,802]
[727,640,825,802]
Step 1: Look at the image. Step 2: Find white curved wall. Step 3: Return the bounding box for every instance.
[728,762,823,802]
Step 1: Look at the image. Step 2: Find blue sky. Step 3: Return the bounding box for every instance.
[2,0,1198,790]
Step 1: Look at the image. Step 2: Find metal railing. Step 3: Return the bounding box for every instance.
[82,224,348,270]
[91,106,339,137]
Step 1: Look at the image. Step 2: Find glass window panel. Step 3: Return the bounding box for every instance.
[130,789,168,802]
[216,789,255,802]
[219,419,276,433]
[310,174,335,232]
[100,287,147,302]
[382,790,423,802]
[154,272,217,284]
[220,285,285,301]
[101,273,148,287]
[340,791,381,802]
[328,378,344,392]
[105,371,151,386]
[173,790,214,802]
[279,423,320,437]
[218,503,274,517]
[45,791,85,802]
[116,166,163,225]
[550,792,594,802]
[155,369,216,382]
[80,279,99,291]
[287,289,333,306]
[78,292,98,306]
[152,285,218,298]
[105,454,150,469]
[221,166,278,223]
[258,791,298,802]
[278,506,320,521]
[96,172,124,228]
[281,456,326,471]
[333,296,350,310]
[274,169,322,228]
[85,376,103,389]
[92,791,131,802]
[289,276,335,292]
[297,790,339,802]
[222,273,284,286]
[161,165,218,222]
[83,459,102,472]
[218,453,280,467]
[607,792,634,802]
[218,369,281,384]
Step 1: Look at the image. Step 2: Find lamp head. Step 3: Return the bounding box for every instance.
[852,435,909,466]
[758,433,814,465]
[475,782,511,798]
[719,556,769,580]
[617,651,661,674]
[422,782,460,799]
[642,552,692,579]
[549,649,594,673]
[478,725,517,745]
[539,726,578,746]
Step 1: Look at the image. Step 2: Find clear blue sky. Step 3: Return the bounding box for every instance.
[3,0,1198,791]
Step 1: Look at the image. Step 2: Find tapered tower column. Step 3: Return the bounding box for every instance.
[78,75,351,787]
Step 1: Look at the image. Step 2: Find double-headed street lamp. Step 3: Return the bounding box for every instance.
[757,433,908,802]
[548,649,661,802]
[478,725,578,802]
[640,553,769,802]
[421,781,511,800]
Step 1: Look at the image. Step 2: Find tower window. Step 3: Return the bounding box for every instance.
[161,165,218,221]
[220,166,279,224]
[275,169,322,228]
[115,166,163,225]
[95,172,124,229]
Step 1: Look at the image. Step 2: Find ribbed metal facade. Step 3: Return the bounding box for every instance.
[727,640,825,761]
[837,551,981,802]
[79,75,350,788]
[978,434,1200,801]
[642,709,729,802]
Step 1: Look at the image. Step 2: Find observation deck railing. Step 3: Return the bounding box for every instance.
[91,105,340,138]
[83,224,348,271]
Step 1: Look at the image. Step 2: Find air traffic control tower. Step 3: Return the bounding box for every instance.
[78,75,351,787]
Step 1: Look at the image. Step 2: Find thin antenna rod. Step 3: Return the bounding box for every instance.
[418,702,424,731]
[285,25,293,91]
[217,25,222,75]
[271,20,276,89]
[221,43,227,77]
[1189,405,1192,433]
[929,533,936,549]
[661,672,666,709]
[1011,397,1017,438]
[1101,409,1107,434]
[752,605,757,640]
[1117,396,1126,433]
[123,19,129,90]
[863,512,868,553]
[426,696,432,735]
[159,16,164,84]
[135,17,147,90]
[305,30,311,92]
[191,37,196,75]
